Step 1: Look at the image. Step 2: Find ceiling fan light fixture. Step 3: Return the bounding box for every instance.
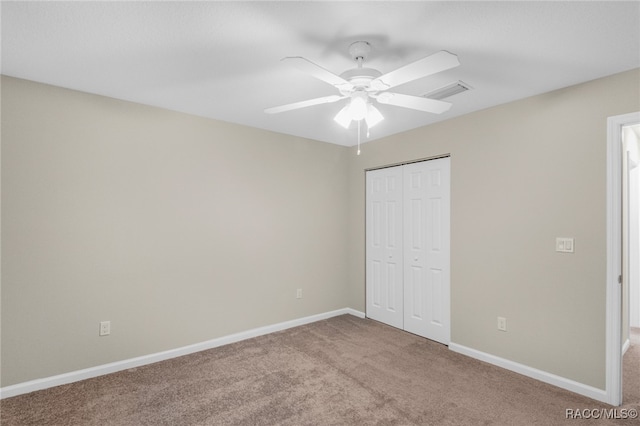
[335,94,385,129]
[333,104,352,129]
[365,104,384,128]
[348,91,368,121]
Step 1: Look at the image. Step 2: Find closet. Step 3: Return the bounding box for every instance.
[365,156,450,344]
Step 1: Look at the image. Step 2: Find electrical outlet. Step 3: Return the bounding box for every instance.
[99,321,111,336]
[497,317,507,332]
[296,289,302,299]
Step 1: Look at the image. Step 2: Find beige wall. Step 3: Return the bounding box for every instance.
[1,76,350,386]
[347,68,640,389]
[2,68,639,391]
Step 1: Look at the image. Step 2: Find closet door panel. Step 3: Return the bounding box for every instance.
[403,158,450,344]
[366,167,404,329]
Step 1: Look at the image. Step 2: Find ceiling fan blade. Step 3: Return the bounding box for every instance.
[264,95,345,114]
[376,92,452,114]
[283,57,354,90]
[371,51,460,91]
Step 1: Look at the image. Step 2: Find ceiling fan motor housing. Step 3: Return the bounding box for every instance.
[339,68,383,94]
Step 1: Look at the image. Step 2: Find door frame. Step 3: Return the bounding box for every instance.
[606,111,640,406]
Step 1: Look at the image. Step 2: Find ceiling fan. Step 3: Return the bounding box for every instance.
[264,41,460,130]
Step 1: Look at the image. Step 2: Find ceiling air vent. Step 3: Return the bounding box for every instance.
[423,80,472,100]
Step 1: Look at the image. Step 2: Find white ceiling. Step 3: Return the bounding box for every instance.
[2,1,639,147]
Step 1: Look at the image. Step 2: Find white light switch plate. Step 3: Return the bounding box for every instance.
[556,237,574,253]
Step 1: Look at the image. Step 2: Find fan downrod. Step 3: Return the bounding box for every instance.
[339,41,381,92]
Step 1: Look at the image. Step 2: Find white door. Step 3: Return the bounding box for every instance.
[403,158,450,344]
[366,166,404,329]
[365,157,451,345]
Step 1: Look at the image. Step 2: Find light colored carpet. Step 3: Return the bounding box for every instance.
[623,327,640,408]
[1,315,638,425]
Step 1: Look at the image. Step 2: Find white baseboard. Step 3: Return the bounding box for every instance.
[449,342,609,404]
[622,338,630,355]
[0,308,365,399]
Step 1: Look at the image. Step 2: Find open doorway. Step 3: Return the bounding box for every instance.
[626,124,640,335]
[622,123,640,408]
[607,112,640,406]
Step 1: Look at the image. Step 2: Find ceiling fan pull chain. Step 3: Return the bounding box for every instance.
[357,120,361,155]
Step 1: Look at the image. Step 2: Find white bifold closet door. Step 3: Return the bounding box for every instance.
[366,157,450,345]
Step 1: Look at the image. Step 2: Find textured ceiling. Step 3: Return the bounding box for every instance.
[2,1,639,146]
